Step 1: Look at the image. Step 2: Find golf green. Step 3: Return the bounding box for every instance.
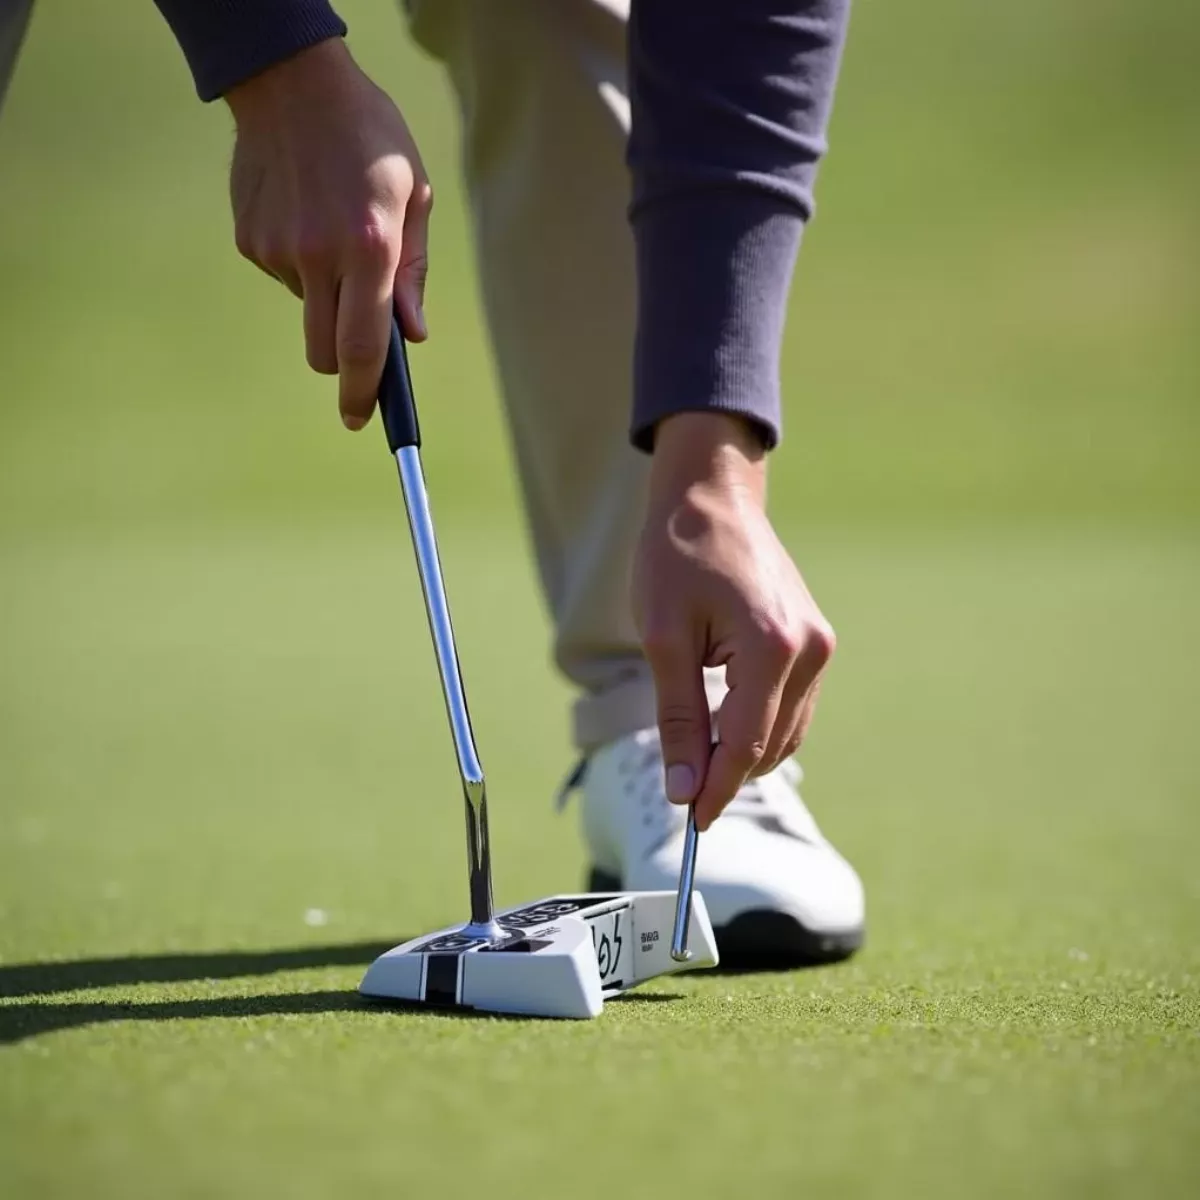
[2,2,1197,1196]
[2,527,1196,1197]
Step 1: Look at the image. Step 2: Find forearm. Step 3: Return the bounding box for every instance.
[153,0,347,101]
[627,0,851,452]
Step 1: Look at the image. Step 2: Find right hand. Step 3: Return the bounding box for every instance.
[225,38,432,430]
[633,414,837,831]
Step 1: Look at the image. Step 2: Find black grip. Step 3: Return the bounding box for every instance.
[378,316,421,451]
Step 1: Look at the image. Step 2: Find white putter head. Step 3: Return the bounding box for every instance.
[360,890,717,1019]
[362,322,717,1019]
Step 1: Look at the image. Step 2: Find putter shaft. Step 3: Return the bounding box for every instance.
[379,320,502,943]
[395,446,499,938]
[670,806,699,962]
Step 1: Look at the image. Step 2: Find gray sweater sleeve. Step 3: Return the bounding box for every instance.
[152,0,849,453]
[627,0,850,450]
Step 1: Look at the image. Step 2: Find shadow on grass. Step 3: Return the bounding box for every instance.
[606,991,684,1004]
[0,940,692,1042]
[1,986,688,1043]
[0,940,400,999]
[0,989,369,1044]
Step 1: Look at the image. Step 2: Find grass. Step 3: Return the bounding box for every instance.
[3,527,1196,1198]
[1,1,1198,1197]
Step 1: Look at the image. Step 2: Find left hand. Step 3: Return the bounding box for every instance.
[224,39,432,431]
[632,413,837,831]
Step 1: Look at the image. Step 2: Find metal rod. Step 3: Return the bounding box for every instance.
[670,807,699,962]
[395,445,503,941]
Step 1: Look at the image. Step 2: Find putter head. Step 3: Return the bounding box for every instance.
[359,891,718,1019]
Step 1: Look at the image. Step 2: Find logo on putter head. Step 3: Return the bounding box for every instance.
[591,911,624,983]
[501,898,600,929]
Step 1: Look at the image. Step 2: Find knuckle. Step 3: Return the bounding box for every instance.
[657,703,702,745]
[726,737,767,771]
[351,220,396,265]
[411,181,434,213]
[805,621,837,667]
[400,252,429,289]
[256,239,287,274]
[294,231,333,270]
[337,335,381,368]
[759,620,801,665]
[641,626,688,666]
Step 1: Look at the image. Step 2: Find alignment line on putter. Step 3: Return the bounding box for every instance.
[359,319,718,1018]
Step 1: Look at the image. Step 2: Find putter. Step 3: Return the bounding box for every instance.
[358,319,718,1019]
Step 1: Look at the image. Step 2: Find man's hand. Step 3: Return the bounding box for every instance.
[225,39,431,430]
[633,414,836,832]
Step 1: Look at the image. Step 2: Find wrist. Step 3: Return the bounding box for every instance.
[648,413,768,513]
[224,37,352,127]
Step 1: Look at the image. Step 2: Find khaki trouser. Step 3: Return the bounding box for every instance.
[406,0,660,752]
[2,0,725,749]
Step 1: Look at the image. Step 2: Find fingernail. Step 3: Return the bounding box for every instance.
[665,763,695,803]
[342,413,366,431]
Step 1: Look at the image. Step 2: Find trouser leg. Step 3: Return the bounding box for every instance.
[407,0,720,751]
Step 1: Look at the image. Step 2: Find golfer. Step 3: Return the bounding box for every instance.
[0,0,864,963]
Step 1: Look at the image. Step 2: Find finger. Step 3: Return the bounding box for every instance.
[642,628,712,806]
[751,660,811,779]
[395,180,432,342]
[753,622,836,776]
[773,676,822,770]
[793,674,824,748]
[336,225,403,430]
[694,663,786,831]
[302,276,338,375]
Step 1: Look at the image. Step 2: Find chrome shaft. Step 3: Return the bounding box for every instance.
[395,445,503,942]
[670,807,700,962]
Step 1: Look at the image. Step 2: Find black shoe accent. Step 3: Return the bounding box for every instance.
[554,756,589,811]
[586,866,863,970]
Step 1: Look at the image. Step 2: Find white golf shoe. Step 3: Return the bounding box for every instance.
[560,728,865,966]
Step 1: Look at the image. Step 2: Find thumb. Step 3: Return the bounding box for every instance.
[644,634,712,804]
[395,181,432,342]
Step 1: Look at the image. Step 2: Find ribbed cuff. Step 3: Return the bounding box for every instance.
[630,190,803,453]
[154,0,348,102]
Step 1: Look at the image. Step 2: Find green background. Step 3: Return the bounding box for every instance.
[1,2,1197,1197]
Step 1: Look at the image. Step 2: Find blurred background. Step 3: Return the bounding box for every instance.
[1,2,1197,1197]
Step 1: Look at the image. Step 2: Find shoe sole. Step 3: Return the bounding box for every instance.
[587,866,863,969]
